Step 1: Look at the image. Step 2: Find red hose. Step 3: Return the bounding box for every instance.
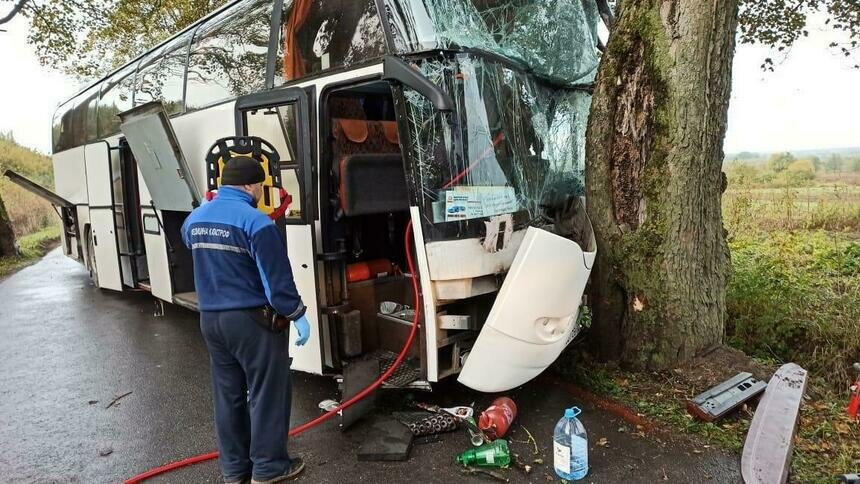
[124,222,421,484]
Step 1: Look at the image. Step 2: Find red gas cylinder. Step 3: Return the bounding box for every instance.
[346,259,394,283]
[478,397,517,439]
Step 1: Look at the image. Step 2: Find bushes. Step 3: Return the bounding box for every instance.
[0,134,57,236]
[726,231,860,391]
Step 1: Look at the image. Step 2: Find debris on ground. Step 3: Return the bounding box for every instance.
[457,439,511,468]
[87,400,98,405]
[741,363,808,484]
[105,391,132,409]
[478,397,517,439]
[460,467,509,482]
[98,446,113,457]
[356,417,413,461]
[392,410,457,436]
[686,372,767,422]
[318,399,339,412]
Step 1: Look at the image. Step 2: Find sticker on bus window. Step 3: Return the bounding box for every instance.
[443,187,519,222]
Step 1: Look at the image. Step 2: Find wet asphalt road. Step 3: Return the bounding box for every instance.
[0,249,742,483]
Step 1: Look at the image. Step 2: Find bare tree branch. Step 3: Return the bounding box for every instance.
[0,0,31,26]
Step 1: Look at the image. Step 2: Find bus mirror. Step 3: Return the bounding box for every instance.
[383,56,454,113]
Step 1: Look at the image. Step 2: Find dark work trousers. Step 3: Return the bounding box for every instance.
[200,309,293,481]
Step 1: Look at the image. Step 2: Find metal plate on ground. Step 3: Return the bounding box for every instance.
[340,357,380,430]
[687,372,767,421]
[741,363,808,484]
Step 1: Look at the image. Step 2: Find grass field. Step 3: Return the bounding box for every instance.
[0,226,61,280]
[0,134,58,237]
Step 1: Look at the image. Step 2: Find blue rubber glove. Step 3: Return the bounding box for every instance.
[293,314,310,346]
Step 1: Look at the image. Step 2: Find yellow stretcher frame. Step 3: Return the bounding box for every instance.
[205,136,282,215]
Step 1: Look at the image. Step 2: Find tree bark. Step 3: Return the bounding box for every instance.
[0,191,17,257]
[585,0,737,369]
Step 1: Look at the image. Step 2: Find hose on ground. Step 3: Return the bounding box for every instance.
[124,221,421,484]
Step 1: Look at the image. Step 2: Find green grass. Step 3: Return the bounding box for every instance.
[726,230,859,390]
[0,226,61,279]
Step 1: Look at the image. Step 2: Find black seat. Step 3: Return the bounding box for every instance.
[339,154,409,216]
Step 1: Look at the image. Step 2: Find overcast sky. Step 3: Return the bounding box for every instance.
[0,12,858,155]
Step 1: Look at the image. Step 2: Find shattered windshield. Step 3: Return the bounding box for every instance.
[381,0,601,86]
[398,54,591,239]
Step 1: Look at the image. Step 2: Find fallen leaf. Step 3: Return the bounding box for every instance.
[98,447,113,457]
[87,400,98,405]
[596,437,609,447]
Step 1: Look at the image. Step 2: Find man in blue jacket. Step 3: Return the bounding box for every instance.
[182,156,309,483]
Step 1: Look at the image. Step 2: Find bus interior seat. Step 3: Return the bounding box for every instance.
[331,117,404,216]
[339,153,409,216]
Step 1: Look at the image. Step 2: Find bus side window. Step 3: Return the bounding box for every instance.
[246,103,304,221]
[135,32,191,116]
[184,0,273,112]
[275,0,386,85]
[98,65,137,139]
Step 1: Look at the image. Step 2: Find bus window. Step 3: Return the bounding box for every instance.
[184,0,273,112]
[98,64,138,139]
[135,32,192,115]
[52,101,75,153]
[246,103,303,220]
[274,0,386,85]
[81,87,100,143]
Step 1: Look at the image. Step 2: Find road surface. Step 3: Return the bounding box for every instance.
[0,249,741,482]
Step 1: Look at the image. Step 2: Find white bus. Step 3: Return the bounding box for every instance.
[8,0,603,395]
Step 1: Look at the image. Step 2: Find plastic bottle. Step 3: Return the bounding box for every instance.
[553,406,588,480]
[478,397,517,439]
[456,439,511,468]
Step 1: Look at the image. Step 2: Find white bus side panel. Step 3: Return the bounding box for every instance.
[53,147,89,204]
[410,207,438,382]
[141,208,173,302]
[285,224,323,375]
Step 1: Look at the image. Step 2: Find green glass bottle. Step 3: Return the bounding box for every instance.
[456,439,511,467]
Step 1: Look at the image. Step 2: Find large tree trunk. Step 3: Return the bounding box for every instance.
[0,192,17,257]
[585,0,737,369]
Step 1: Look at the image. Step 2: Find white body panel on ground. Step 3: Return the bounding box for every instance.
[458,227,596,392]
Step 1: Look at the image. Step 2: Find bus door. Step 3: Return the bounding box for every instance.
[84,141,124,291]
[234,88,323,375]
[119,102,202,304]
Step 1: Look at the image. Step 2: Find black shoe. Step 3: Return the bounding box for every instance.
[251,458,305,483]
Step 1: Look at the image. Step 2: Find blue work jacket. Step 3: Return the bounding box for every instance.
[181,186,306,320]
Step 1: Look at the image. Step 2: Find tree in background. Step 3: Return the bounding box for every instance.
[768,151,796,172]
[726,161,761,187]
[782,158,817,185]
[739,0,860,70]
[0,0,227,79]
[0,195,17,257]
[825,154,845,172]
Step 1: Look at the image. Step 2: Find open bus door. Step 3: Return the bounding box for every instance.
[234,88,323,375]
[119,102,202,303]
[3,170,80,258]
